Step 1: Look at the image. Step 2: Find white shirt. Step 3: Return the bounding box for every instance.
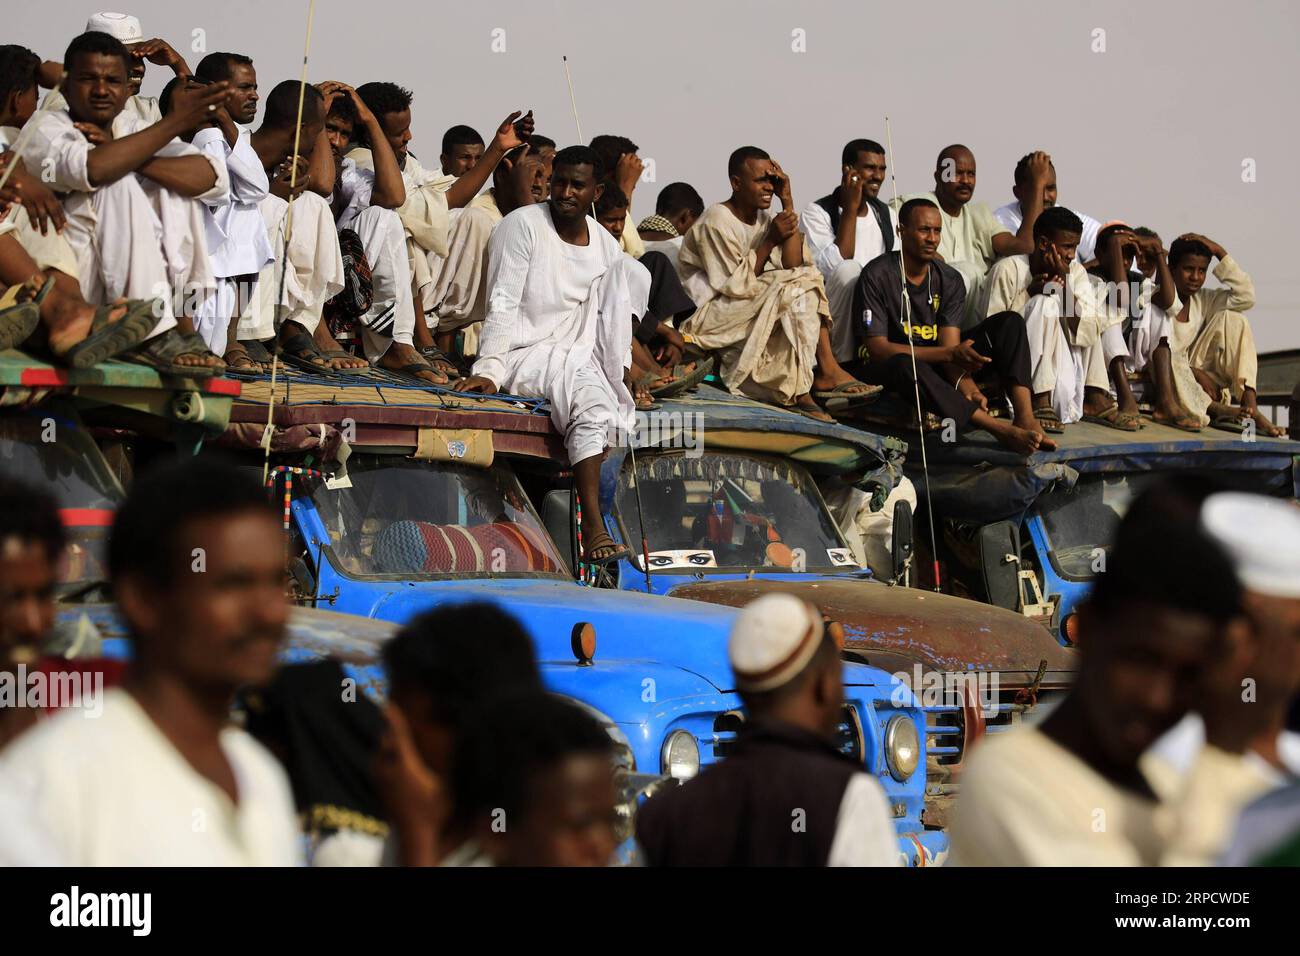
[473,203,616,388]
[1149,713,1300,786]
[333,157,374,231]
[642,235,684,272]
[994,200,1102,264]
[193,126,273,277]
[828,772,906,866]
[800,198,897,278]
[0,688,302,866]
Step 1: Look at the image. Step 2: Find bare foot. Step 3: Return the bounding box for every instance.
[1012,413,1059,451]
[988,418,1048,455]
[812,367,875,395]
[1242,404,1285,437]
[311,322,369,371]
[1150,404,1202,431]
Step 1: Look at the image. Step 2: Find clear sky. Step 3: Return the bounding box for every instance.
[13,0,1299,351]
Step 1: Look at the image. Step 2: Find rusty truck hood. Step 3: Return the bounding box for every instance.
[669,577,1076,684]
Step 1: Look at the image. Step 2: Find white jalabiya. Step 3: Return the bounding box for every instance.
[331,158,417,360]
[1168,256,1258,403]
[237,190,344,341]
[983,255,1114,424]
[39,89,161,136]
[950,724,1273,866]
[423,205,499,334]
[192,126,273,353]
[800,198,897,362]
[472,203,648,464]
[0,688,302,866]
[642,235,684,272]
[0,125,80,277]
[677,203,829,407]
[17,109,228,337]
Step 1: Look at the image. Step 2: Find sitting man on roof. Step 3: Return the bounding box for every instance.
[983,206,1131,431]
[589,133,646,258]
[677,146,878,422]
[17,30,233,376]
[801,138,899,365]
[594,184,696,399]
[439,124,484,177]
[853,198,1053,455]
[637,181,704,270]
[1165,234,1281,437]
[994,151,1103,264]
[453,145,649,564]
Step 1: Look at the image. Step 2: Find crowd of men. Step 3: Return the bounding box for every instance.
[1,11,1298,868]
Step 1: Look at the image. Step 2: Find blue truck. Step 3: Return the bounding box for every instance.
[522,384,1076,828]
[212,370,946,864]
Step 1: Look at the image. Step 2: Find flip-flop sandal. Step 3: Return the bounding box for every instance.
[0,275,56,350]
[241,338,275,365]
[1116,410,1144,430]
[180,331,227,374]
[276,328,353,377]
[787,403,834,423]
[583,530,630,565]
[812,380,884,409]
[417,344,460,376]
[58,298,159,368]
[319,348,372,376]
[387,362,448,386]
[1032,407,1066,434]
[125,329,217,378]
[1209,415,1256,435]
[1082,406,1141,432]
[221,344,267,378]
[650,357,714,399]
[1148,411,1203,433]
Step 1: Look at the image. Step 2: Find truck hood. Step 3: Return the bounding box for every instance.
[668,578,1076,683]
[371,580,743,693]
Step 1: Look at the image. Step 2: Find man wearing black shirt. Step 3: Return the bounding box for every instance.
[852,198,1055,454]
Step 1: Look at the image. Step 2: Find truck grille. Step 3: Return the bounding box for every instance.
[710,704,862,762]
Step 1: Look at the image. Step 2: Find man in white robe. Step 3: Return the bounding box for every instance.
[678,146,876,420]
[454,146,648,564]
[175,54,274,361]
[800,139,898,363]
[637,181,705,273]
[0,460,302,866]
[983,207,1129,428]
[19,31,232,375]
[950,484,1278,866]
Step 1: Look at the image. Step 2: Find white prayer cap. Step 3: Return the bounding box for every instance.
[85,12,145,45]
[729,593,826,693]
[1201,492,1300,599]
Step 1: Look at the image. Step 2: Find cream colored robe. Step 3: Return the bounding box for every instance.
[1168,256,1258,401]
[677,203,829,406]
[950,725,1274,866]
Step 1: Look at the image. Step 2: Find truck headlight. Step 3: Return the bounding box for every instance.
[661,730,700,781]
[884,714,920,781]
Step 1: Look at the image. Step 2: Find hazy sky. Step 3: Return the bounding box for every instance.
[12,0,1300,350]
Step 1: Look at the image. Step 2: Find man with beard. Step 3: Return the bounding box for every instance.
[453,146,649,564]
[801,139,899,363]
[179,54,274,364]
[950,479,1277,865]
[18,30,231,376]
[0,459,301,865]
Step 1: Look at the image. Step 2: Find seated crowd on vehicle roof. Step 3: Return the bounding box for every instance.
[0,11,1298,871]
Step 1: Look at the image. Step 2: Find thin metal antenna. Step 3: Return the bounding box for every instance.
[884,116,942,591]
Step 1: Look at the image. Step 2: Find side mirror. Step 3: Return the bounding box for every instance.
[891,498,913,585]
[541,488,577,574]
[977,520,1022,611]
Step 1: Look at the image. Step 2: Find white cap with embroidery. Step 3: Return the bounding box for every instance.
[728,593,826,693]
[85,13,144,45]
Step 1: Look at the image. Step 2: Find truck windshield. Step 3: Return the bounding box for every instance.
[0,410,121,588]
[307,455,567,578]
[1036,471,1270,580]
[615,451,854,572]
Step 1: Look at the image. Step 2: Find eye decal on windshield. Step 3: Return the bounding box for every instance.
[827,548,856,567]
[637,549,719,570]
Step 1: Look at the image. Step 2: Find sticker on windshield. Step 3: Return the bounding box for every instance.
[827,548,856,567]
[635,549,718,570]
